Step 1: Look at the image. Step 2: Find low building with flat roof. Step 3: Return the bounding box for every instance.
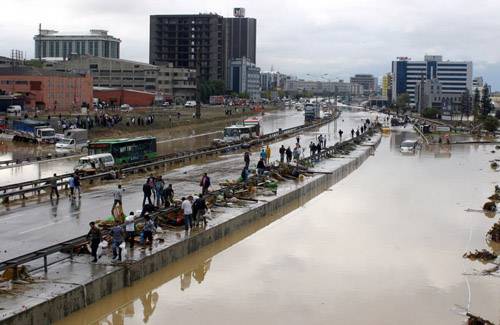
[0,66,92,111]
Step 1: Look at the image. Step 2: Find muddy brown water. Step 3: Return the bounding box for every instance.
[56,128,500,325]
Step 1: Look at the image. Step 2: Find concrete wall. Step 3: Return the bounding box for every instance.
[3,136,380,325]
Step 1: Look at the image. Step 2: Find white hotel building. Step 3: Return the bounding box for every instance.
[391,55,472,104]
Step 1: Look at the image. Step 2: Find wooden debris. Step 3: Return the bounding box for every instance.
[482,201,497,212]
[487,222,500,242]
[466,313,495,325]
[488,193,500,201]
[463,249,497,262]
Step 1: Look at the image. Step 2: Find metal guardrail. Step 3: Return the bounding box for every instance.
[0,116,336,202]
[0,115,376,275]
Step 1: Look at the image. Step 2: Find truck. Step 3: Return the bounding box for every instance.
[55,128,89,151]
[304,102,321,122]
[11,119,56,144]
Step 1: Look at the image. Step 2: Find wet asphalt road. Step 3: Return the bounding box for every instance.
[0,110,375,262]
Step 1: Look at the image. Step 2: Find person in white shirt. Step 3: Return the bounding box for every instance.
[181,196,194,231]
[125,211,135,248]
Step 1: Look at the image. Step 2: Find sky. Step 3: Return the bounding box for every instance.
[1,0,500,90]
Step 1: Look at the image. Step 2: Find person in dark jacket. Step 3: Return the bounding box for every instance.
[163,184,174,207]
[193,195,208,226]
[285,147,292,163]
[86,222,102,262]
[142,180,152,207]
[244,151,250,168]
[200,173,211,195]
[279,145,286,163]
[257,158,266,175]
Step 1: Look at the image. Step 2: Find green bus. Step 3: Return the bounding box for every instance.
[88,136,157,164]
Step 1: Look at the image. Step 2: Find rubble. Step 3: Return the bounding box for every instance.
[463,249,497,262]
[488,193,500,201]
[466,313,495,325]
[487,222,500,242]
[482,201,497,212]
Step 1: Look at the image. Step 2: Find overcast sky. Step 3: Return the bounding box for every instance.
[2,0,500,89]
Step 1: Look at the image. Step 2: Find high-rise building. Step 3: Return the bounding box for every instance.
[391,55,472,103]
[350,74,377,95]
[228,57,261,101]
[224,8,256,64]
[381,73,392,99]
[149,14,226,82]
[34,28,121,60]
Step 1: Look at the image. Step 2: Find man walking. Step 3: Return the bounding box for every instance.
[110,221,124,261]
[68,174,75,198]
[244,151,250,169]
[143,214,155,248]
[163,184,174,207]
[182,196,194,231]
[86,221,102,263]
[73,174,81,197]
[279,145,285,163]
[142,180,153,206]
[338,129,343,141]
[125,211,135,248]
[200,173,211,195]
[112,184,124,211]
[50,173,59,200]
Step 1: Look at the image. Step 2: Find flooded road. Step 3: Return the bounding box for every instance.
[0,110,371,262]
[0,109,305,186]
[56,128,499,325]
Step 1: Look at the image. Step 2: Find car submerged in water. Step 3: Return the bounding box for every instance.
[400,139,419,153]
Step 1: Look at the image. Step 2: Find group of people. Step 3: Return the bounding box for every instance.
[141,175,174,208]
[48,173,81,201]
[126,115,155,127]
[309,134,327,156]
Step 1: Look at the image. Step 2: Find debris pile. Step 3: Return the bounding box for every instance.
[466,313,495,325]
[482,201,497,212]
[487,222,500,242]
[463,249,497,262]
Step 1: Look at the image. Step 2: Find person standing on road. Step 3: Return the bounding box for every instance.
[110,221,125,261]
[257,158,265,175]
[356,129,360,137]
[279,145,285,163]
[143,214,155,248]
[351,129,355,139]
[244,151,250,169]
[338,129,343,141]
[50,173,59,200]
[285,146,292,163]
[142,180,153,207]
[296,135,300,144]
[73,174,81,197]
[265,145,271,164]
[125,211,135,249]
[241,166,249,182]
[154,176,165,207]
[309,142,316,156]
[112,184,124,211]
[200,173,211,195]
[68,174,75,198]
[147,175,156,203]
[163,184,174,207]
[260,147,266,162]
[193,195,207,227]
[182,196,194,231]
[86,221,102,263]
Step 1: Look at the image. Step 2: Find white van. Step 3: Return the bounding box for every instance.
[56,129,89,151]
[185,100,197,108]
[6,105,22,115]
[74,153,115,173]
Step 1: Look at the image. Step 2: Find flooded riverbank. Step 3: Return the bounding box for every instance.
[56,128,500,324]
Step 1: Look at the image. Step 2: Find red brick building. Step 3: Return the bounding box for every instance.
[0,66,92,111]
[93,87,155,107]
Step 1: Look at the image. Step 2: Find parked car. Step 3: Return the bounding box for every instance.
[400,140,418,153]
[6,105,22,115]
[120,104,133,111]
[184,100,197,108]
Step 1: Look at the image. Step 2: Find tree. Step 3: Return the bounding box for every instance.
[482,116,499,133]
[480,84,493,117]
[396,93,410,114]
[199,80,227,103]
[422,107,440,119]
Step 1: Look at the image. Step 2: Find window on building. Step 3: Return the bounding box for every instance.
[30,81,42,90]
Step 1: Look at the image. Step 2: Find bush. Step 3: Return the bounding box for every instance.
[421,107,440,119]
[482,116,499,133]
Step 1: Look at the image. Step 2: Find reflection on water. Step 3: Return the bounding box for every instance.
[50,122,500,325]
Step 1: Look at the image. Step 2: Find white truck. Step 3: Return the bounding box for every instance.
[55,128,89,151]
